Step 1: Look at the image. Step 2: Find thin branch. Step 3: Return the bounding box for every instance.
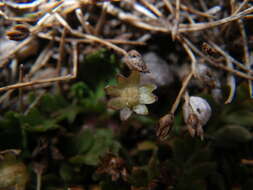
[4,0,46,9]
[178,6,253,32]
[184,38,253,80]
[0,43,78,92]
[171,0,180,39]
[139,0,162,17]
[37,32,145,45]
[232,0,249,15]
[209,42,253,75]
[238,19,252,96]
[179,36,197,76]
[224,57,236,104]
[18,64,24,111]
[162,0,174,14]
[71,30,128,56]
[170,72,193,114]
[0,36,34,67]
[57,28,67,75]
[94,3,107,35]
[29,44,53,76]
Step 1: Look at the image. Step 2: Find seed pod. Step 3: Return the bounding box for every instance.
[156,114,174,140]
[6,24,30,41]
[123,50,149,73]
[183,96,211,139]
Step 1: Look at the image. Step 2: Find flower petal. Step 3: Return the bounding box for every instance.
[139,84,157,94]
[116,74,128,87]
[128,71,140,85]
[133,104,148,115]
[139,92,157,104]
[105,85,121,96]
[107,97,126,110]
[120,107,133,121]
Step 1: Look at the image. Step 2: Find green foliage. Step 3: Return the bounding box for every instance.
[78,48,118,88]
[69,129,121,166]
[0,50,252,190]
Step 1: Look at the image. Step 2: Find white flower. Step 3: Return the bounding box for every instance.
[105,71,157,120]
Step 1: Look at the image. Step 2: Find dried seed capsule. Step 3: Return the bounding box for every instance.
[183,96,211,140]
[156,114,174,140]
[123,50,149,73]
[6,24,30,41]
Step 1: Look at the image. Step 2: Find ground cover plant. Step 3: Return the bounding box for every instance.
[1,0,253,189]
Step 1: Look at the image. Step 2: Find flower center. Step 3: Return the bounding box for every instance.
[121,87,139,107]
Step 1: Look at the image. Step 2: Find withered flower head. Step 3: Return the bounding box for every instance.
[96,153,128,182]
[105,71,157,120]
[183,95,212,140]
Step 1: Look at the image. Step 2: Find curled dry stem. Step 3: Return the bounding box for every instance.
[179,36,197,76]
[184,38,253,80]
[209,42,253,75]
[18,64,24,112]
[171,0,180,40]
[105,3,253,34]
[29,44,53,76]
[0,43,78,92]
[157,71,193,140]
[237,19,252,96]
[139,0,162,17]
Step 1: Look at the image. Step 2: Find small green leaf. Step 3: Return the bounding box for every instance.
[74,129,95,154]
[20,108,60,132]
[54,105,81,123]
[39,94,68,113]
[70,82,92,99]
[59,164,74,182]
[22,121,60,132]
[70,129,121,166]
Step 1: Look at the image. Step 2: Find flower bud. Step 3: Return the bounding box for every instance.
[123,50,149,73]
